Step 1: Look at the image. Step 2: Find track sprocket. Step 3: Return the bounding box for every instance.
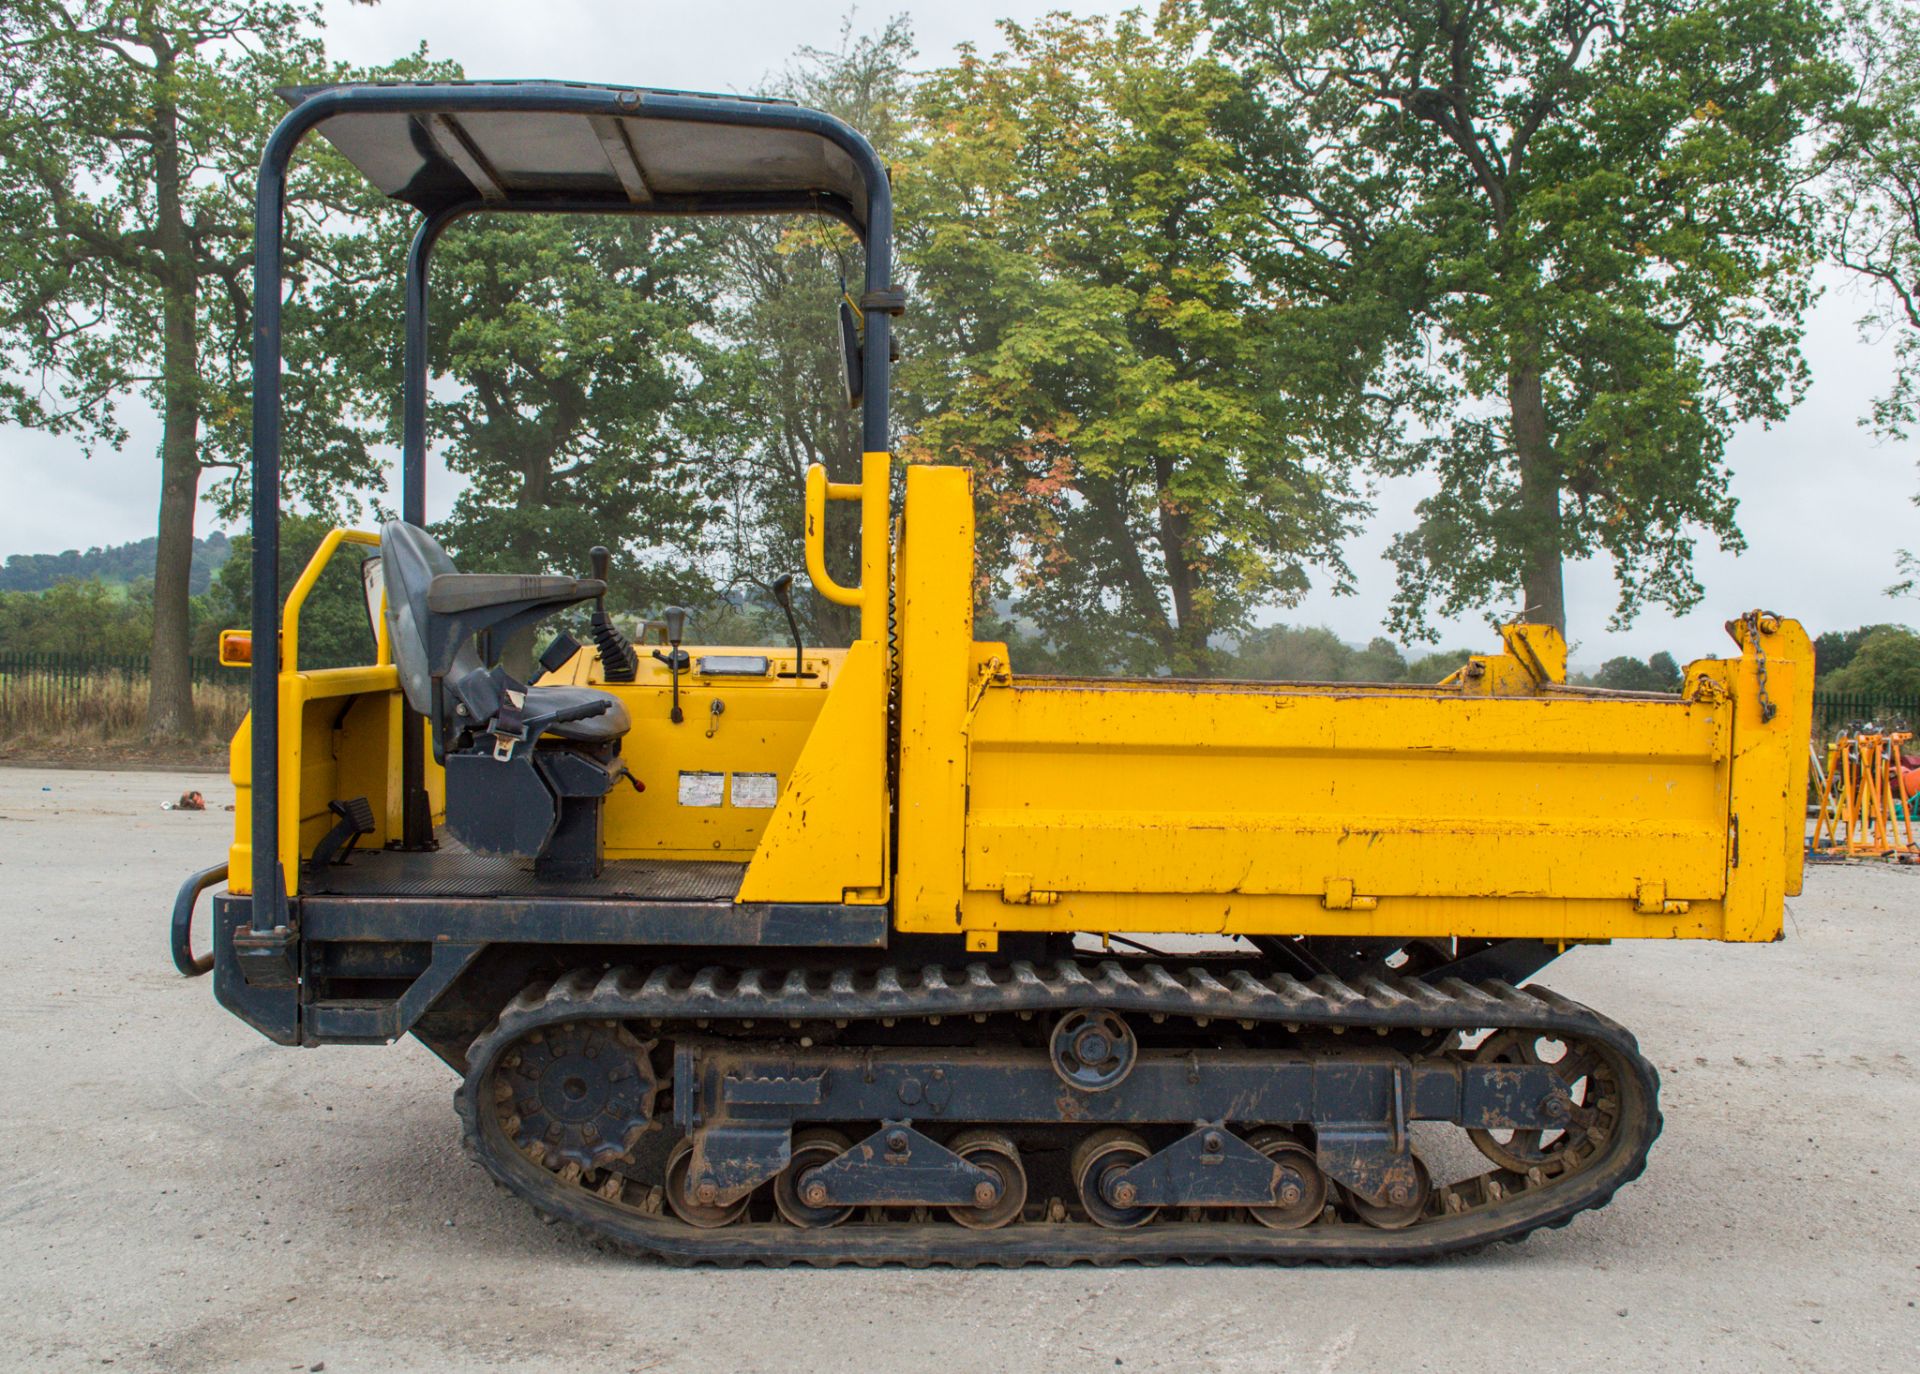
[493,1018,657,1174]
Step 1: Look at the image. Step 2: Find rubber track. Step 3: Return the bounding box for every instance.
[455,960,1663,1266]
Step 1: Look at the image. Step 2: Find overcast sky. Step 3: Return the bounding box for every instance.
[1,0,1914,665]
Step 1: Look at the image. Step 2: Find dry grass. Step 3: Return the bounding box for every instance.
[0,667,242,769]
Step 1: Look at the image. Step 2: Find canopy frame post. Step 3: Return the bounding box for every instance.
[247,82,896,951]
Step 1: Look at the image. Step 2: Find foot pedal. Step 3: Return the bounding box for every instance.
[310,796,375,868]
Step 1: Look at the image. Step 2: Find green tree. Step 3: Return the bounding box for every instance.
[1589,650,1682,692]
[0,578,153,655]
[422,214,729,605]
[1406,647,1475,682]
[201,516,375,670]
[1231,625,1364,681]
[0,1,398,736]
[1813,623,1898,676]
[709,18,917,647]
[1826,3,1920,595]
[1828,1,1920,443]
[1210,0,1846,640]
[899,4,1382,675]
[1819,623,1920,699]
[1228,625,1410,682]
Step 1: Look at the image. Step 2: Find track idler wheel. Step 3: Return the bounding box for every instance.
[1342,1156,1432,1230]
[1243,1129,1329,1230]
[946,1129,1028,1230]
[774,1129,856,1229]
[664,1138,748,1229]
[1465,1030,1616,1177]
[1072,1129,1158,1229]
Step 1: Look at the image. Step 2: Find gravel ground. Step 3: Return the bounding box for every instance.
[1,765,1916,1374]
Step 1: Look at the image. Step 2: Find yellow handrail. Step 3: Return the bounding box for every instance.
[281,527,385,673]
[804,466,865,607]
[803,451,890,638]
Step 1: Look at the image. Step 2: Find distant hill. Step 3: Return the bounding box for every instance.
[0,531,232,595]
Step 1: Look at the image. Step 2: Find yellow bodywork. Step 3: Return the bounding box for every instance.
[231,460,1813,952]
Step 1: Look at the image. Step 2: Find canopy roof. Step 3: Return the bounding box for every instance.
[279,80,878,229]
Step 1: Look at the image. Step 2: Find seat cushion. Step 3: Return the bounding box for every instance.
[526,684,630,743]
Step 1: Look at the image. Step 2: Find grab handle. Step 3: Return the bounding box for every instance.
[802,451,890,637]
[171,862,228,977]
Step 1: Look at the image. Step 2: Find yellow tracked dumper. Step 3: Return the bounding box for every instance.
[173,80,1814,1264]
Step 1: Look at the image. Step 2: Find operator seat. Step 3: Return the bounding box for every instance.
[380,520,630,745]
[378,520,632,878]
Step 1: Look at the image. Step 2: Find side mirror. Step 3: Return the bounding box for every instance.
[360,555,386,656]
[839,297,863,407]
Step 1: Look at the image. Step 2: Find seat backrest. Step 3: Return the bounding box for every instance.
[380,519,479,716]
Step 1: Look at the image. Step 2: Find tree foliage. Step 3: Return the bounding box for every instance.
[899,4,1383,675]
[1813,622,1899,676]
[1817,623,1920,699]
[0,0,402,733]
[0,530,229,593]
[202,515,373,670]
[1210,0,1845,640]
[1584,650,1682,692]
[1828,1,1920,442]
[706,19,916,647]
[0,5,1868,690]
[0,578,155,655]
[1224,624,1474,681]
[421,214,729,608]
[1826,3,1920,598]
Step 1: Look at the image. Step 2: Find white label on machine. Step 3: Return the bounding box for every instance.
[677,771,726,807]
[731,772,779,808]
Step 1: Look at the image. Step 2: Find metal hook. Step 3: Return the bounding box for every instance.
[706,697,725,739]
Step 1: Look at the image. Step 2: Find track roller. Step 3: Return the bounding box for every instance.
[1072,1129,1158,1229]
[1342,1156,1432,1230]
[945,1129,1027,1229]
[1243,1129,1329,1230]
[774,1128,856,1229]
[664,1138,748,1229]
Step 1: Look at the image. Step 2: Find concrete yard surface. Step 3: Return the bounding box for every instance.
[0,765,1915,1373]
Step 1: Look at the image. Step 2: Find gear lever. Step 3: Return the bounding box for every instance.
[652,605,691,723]
[772,573,811,679]
[588,545,638,683]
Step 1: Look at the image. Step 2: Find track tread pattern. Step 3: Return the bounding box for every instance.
[455,959,1662,1267]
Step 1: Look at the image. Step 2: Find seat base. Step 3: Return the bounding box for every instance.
[443,743,626,880]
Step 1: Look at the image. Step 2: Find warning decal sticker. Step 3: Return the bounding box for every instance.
[731,772,779,808]
[677,771,725,807]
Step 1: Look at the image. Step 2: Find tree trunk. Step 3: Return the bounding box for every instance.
[1088,475,1177,664]
[148,383,201,737]
[145,65,199,739]
[1508,356,1566,633]
[1151,457,1211,676]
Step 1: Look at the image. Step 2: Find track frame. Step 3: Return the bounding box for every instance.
[456,960,1661,1265]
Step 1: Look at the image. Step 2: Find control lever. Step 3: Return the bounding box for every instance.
[772,573,812,680]
[652,605,692,724]
[588,545,638,683]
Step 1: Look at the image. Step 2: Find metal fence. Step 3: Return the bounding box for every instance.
[1810,692,1920,739]
[0,651,239,734]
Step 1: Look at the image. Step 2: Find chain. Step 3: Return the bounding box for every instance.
[1744,611,1777,724]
